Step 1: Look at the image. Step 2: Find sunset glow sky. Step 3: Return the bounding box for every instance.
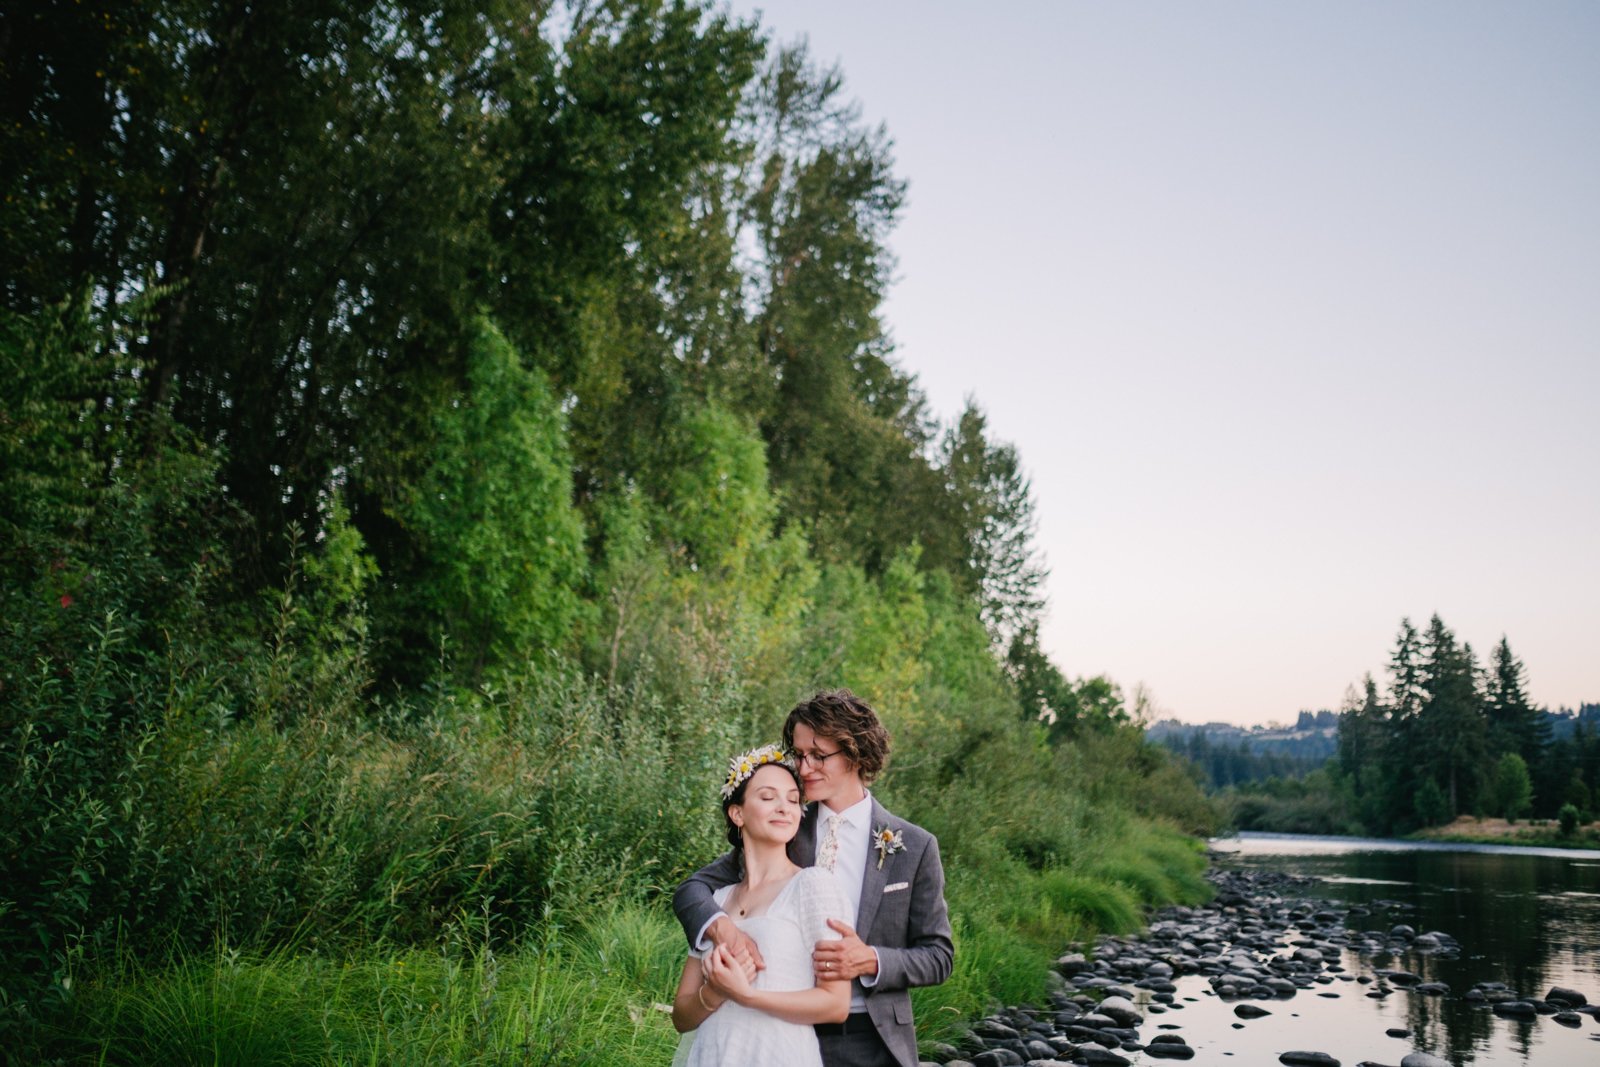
[728,1,1599,725]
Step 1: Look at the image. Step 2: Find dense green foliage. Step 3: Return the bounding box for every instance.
[2,2,1216,1059]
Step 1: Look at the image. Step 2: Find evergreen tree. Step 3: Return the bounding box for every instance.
[1415,615,1487,817]
[932,402,1047,645]
[1387,617,1424,722]
[1336,675,1393,831]
[1484,637,1549,764]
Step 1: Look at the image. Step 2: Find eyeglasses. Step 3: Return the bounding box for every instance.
[794,747,844,768]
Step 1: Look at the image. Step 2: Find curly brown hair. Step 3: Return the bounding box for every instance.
[781,689,891,784]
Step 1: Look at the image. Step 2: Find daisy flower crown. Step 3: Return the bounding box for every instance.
[721,743,795,799]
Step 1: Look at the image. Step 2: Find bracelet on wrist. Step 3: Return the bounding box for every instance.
[697,982,719,1012]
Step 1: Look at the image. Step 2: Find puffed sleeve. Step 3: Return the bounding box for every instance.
[794,867,854,950]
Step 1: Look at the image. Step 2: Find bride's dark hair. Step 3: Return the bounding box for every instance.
[722,760,805,852]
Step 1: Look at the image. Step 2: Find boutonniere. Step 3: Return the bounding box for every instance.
[872,825,905,869]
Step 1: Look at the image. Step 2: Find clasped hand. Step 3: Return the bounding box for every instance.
[702,943,759,1003]
[811,919,876,982]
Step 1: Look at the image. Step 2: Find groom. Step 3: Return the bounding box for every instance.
[673,689,954,1067]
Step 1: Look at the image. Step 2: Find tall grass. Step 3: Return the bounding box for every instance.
[3,495,1218,1061]
[33,902,691,1065]
[36,822,1208,1066]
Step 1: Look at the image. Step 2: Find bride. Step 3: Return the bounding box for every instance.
[670,744,852,1066]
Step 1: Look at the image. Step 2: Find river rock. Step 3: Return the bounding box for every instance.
[1385,1028,1410,1038]
[1280,1053,1341,1067]
[970,1051,1022,1067]
[1235,1004,1272,1018]
[1096,996,1142,1026]
[1145,1042,1195,1059]
[1547,985,1589,1007]
[1055,953,1091,976]
[1076,1050,1130,1067]
[1399,1054,1451,1067]
[1554,1012,1583,1027]
[1491,1001,1538,1017]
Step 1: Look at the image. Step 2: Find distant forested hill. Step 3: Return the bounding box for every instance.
[1147,713,1339,788]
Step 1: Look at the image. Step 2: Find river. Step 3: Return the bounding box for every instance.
[1176,832,1600,1066]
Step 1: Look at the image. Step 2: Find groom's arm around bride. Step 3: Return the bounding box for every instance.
[673,690,953,1067]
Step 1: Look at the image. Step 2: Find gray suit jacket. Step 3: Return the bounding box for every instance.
[672,796,954,1067]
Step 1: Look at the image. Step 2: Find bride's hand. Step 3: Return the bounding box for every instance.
[705,943,754,1003]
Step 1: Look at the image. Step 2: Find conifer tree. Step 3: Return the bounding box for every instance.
[1416,616,1488,817]
[1484,637,1549,764]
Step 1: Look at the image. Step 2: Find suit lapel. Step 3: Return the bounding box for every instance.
[789,802,819,867]
[852,796,893,937]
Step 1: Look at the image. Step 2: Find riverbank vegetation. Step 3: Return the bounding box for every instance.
[1,3,1216,1061]
[1198,617,1599,839]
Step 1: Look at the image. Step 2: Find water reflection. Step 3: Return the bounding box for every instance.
[1202,833,1600,1066]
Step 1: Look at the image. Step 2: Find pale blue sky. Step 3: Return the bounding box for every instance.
[727,1,1599,725]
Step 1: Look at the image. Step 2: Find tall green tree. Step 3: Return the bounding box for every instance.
[1484,637,1548,765]
[1487,752,1534,822]
[738,45,937,575]
[931,402,1048,645]
[1415,615,1487,817]
[380,320,585,684]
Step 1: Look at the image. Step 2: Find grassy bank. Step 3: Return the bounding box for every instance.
[21,820,1207,1065]
[1408,815,1600,851]
[4,660,1215,1063]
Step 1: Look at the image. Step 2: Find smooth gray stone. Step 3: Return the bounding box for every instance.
[1399,1053,1450,1067]
[1280,1053,1341,1067]
[970,1051,1022,1067]
[1548,985,1589,1007]
[1096,996,1143,1026]
[1235,1004,1272,1018]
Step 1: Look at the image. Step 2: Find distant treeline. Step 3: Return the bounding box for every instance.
[1186,617,1599,836]
[1337,617,1598,832]
[1149,715,1338,788]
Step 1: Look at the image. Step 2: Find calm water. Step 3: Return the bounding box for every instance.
[1143,833,1600,1066]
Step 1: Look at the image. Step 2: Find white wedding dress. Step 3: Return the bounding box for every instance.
[673,866,854,1067]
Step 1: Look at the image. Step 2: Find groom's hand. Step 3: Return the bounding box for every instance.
[813,919,878,982]
[708,914,765,976]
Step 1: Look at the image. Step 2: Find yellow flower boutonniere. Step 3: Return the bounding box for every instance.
[872,825,905,869]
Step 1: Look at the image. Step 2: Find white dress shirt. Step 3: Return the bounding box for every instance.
[815,791,879,1009]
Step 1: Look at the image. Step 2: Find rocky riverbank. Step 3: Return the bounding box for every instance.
[918,867,1598,1067]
